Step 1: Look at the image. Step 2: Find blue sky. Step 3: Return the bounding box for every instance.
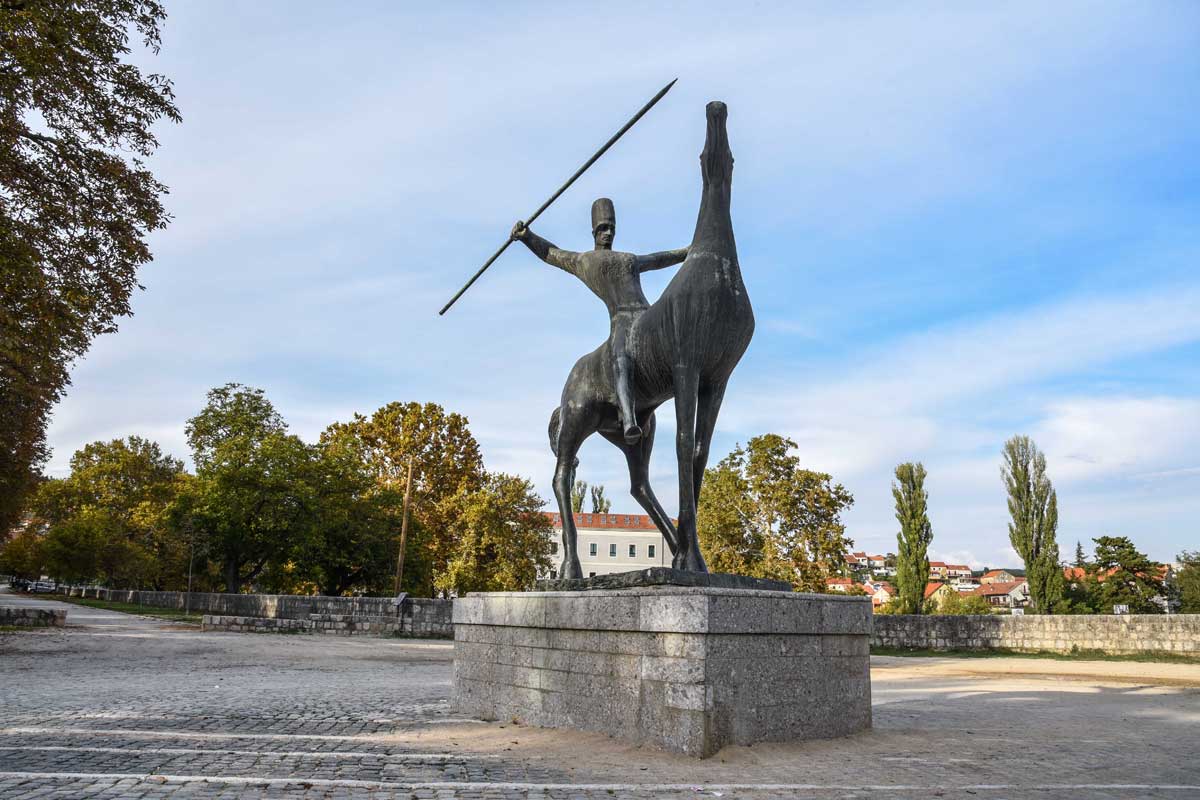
[45,2,1200,568]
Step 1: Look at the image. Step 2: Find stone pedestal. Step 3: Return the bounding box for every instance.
[452,587,872,757]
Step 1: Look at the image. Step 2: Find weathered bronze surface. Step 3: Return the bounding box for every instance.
[521,102,753,580]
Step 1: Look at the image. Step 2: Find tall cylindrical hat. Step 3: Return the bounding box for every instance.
[591,197,615,232]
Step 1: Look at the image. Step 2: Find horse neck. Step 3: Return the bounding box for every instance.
[690,125,736,252]
[690,181,734,250]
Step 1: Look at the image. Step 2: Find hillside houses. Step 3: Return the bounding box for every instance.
[974,580,1030,608]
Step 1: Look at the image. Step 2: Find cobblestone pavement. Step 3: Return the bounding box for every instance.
[1,592,1198,799]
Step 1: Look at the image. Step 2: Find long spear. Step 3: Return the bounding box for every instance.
[438,78,678,316]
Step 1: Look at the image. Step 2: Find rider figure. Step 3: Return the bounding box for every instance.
[513,198,688,444]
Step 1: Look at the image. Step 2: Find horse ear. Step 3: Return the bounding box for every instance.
[700,102,733,186]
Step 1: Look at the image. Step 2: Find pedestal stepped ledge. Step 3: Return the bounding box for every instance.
[452,584,872,757]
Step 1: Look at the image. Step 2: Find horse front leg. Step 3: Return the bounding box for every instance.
[550,403,592,581]
[552,456,583,580]
[672,368,708,573]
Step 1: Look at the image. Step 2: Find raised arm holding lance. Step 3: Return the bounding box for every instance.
[512,222,581,275]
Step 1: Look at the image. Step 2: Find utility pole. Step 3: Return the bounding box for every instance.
[185,525,195,616]
[394,455,415,597]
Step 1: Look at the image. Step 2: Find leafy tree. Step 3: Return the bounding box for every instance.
[697,434,854,591]
[39,508,154,586]
[1089,535,1165,614]
[934,591,993,615]
[0,527,44,580]
[436,472,553,595]
[34,437,186,586]
[23,436,185,588]
[589,484,611,514]
[1001,435,1063,613]
[296,440,398,596]
[183,384,313,592]
[570,479,588,513]
[892,462,932,615]
[0,0,181,532]
[185,384,286,471]
[320,402,484,597]
[1176,551,1200,614]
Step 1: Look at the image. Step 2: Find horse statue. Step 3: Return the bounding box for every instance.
[548,101,753,579]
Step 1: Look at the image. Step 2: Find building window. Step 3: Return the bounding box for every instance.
[551,542,559,555]
[549,570,557,579]
[609,543,617,558]
[648,544,656,558]
[628,544,636,558]
[589,542,597,557]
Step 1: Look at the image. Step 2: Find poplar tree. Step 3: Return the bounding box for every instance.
[589,484,611,514]
[1001,435,1064,613]
[570,480,588,513]
[893,462,932,614]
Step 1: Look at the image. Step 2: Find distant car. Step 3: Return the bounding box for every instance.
[32,580,57,593]
[8,578,30,592]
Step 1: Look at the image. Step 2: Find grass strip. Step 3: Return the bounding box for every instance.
[53,595,203,625]
[871,645,1200,665]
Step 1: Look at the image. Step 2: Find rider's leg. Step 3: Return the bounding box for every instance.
[615,353,641,444]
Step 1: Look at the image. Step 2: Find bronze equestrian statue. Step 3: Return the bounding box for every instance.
[516,102,753,579]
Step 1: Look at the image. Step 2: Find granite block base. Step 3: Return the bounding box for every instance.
[451,587,872,757]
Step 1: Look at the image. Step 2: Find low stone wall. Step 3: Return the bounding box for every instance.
[202,613,412,636]
[58,586,452,639]
[0,606,66,628]
[872,614,1200,655]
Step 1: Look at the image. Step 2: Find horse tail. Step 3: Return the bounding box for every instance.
[548,407,562,458]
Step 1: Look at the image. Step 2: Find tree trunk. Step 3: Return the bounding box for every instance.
[223,560,240,593]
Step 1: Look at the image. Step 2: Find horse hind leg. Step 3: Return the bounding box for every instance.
[549,404,593,580]
[599,411,678,557]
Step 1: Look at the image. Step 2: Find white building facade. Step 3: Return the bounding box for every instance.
[543,512,671,578]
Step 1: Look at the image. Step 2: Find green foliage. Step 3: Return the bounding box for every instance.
[436,473,554,595]
[570,480,587,514]
[294,440,398,596]
[1089,535,1165,614]
[0,0,180,533]
[23,436,186,588]
[181,384,313,592]
[933,591,994,615]
[1001,435,1064,614]
[589,484,611,514]
[892,462,932,615]
[1177,551,1200,614]
[697,434,854,592]
[1074,540,1088,569]
[320,401,484,597]
[0,527,44,580]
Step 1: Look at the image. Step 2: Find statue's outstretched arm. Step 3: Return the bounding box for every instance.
[636,247,689,273]
[512,222,581,275]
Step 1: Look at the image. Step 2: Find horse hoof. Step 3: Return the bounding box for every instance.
[560,557,584,580]
[623,425,643,445]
